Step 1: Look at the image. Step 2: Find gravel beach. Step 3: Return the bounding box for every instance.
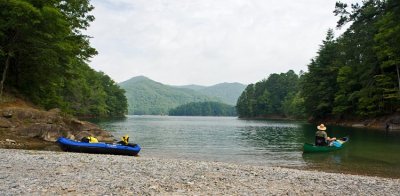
[0,149,399,195]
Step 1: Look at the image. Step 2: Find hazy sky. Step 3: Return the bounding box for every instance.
[86,0,361,86]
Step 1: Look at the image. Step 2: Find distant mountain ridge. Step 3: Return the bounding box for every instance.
[119,76,246,115]
[197,82,246,105]
[174,82,246,105]
[175,84,206,91]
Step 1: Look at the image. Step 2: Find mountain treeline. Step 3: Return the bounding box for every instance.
[0,0,127,117]
[195,83,246,105]
[119,76,245,115]
[169,101,237,116]
[237,0,400,120]
[120,76,219,115]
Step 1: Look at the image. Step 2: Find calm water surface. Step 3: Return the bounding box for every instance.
[95,116,400,178]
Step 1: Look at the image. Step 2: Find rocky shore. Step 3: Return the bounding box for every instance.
[0,101,116,150]
[320,114,400,131]
[1,149,399,195]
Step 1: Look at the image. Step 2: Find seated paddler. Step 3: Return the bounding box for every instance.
[315,124,336,146]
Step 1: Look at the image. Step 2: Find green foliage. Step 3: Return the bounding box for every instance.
[61,61,127,117]
[0,0,127,118]
[282,92,306,119]
[169,101,236,116]
[374,0,400,102]
[302,0,399,119]
[301,29,340,118]
[236,70,302,118]
[196,83,246,105]
[236,84,256,118]
[231,0,399,120]
[120,76,222,115]
[175,83,246,106]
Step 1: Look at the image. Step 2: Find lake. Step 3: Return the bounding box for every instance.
[95,115,400,178]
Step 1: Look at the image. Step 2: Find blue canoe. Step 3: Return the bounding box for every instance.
[57,137,141,156]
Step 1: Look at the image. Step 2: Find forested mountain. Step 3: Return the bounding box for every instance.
[169,101,236,116]
[0,0,127,118]
[119,76,222,115]
[175,83,246,105]
[196,83,246,105]
[176,85,206,91]
[237,0,400,120]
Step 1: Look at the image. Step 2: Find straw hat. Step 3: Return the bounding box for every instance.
[317,124,326,130]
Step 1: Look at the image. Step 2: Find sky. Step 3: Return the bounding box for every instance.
[86,0,361,86]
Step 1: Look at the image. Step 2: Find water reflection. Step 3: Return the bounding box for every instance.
[239,125,303,151]
[93,116,400,178]
[299,124,400,178]
[302,152,345,166]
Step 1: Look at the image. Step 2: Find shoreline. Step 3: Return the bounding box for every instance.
[2,145,400,180]
[1,149,399,195]
[239,113,400,131]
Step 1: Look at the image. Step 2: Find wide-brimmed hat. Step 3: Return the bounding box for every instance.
[317,124,326,130]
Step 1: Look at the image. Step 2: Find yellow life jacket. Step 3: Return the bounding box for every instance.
[121,135,129,145]
[87,136,98,143]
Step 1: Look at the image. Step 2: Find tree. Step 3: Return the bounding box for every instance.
[236,70,302,118]
[301,29,340,118]
[282,91,306,119]
[332,0,397,117]
[236,84,255,118]
[0,0,41,98]
[169,101,236,116]
[0,0,127,118]
[374,0,400,105]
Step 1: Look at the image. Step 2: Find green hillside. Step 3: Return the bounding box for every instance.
[175,83,246,105]
[175,84,206,91]
[119,76,222,115]
[197,83,246,105]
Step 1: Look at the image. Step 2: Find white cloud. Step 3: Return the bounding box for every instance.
[86,0,362,85]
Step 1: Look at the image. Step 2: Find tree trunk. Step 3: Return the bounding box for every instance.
[0,30,18,101]
[397,64,400,95]
[0,55,10,100]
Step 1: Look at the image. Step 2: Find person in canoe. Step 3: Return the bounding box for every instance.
[315,124,336,146]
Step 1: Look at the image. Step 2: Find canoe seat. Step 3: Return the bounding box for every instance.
[315,136,328,146]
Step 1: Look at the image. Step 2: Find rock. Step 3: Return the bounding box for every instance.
[0,117,12,128]
[393,117,400,124]
[0,106,115,144]
[352,124,365,128]
[5,139,16,144]
[17,123,66,142]
[42,129,68,142]
[48,108,61,114]
[74,131,91,141]
[71,119,84,125]
[2,111,12,118]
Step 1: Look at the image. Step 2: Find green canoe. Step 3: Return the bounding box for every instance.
[303,137,349,153]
